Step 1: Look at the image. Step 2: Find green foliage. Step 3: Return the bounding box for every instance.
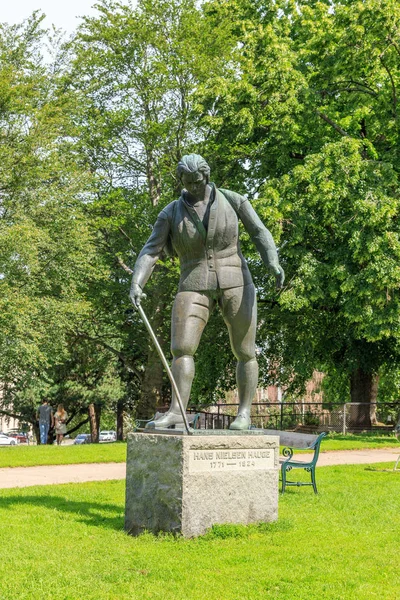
[264,139,400,381]
[199,0,400,400]
[64,0,239,414]
[0,15,104,427]
[4,0,400,421]
[377,365,400,405]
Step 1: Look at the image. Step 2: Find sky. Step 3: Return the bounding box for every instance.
[0,0,100,34]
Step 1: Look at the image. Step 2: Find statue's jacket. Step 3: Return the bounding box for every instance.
[132,186,280,292]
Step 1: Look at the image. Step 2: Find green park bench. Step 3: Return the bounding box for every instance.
[262,429,327,494]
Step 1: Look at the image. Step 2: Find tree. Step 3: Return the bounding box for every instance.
[47,337,127,442]
[262,138,400,426]
[0,14,101,440]
[197,0,400,425]
[66,0,235,418]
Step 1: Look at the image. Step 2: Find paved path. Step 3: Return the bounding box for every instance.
[0,448,399,489]
[317,448,399,467]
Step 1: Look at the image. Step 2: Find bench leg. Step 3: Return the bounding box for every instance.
[281,465,287,494]
[311,467,318,494]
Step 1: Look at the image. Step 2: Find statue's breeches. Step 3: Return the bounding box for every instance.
[171,284,257,362]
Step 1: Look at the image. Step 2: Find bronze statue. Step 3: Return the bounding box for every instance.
[130,154,284,430]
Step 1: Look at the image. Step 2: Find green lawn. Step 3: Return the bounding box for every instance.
[308,432,399,452]
[0,433,398,468]
[0,463,399,599]
[0,442,127,468]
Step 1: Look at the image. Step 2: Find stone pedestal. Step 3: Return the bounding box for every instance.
[125,432,279,538]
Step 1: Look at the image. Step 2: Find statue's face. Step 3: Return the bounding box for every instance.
[181,171,207,200]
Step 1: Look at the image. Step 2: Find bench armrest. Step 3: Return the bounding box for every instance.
[282,447,294,461]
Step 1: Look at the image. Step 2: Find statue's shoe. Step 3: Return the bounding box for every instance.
[145,412,183,429]
[229,414,251,431]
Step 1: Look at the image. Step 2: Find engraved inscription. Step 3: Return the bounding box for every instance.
[188,448,274,472]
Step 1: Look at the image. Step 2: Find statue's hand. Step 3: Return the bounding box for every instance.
[272,265,285,289]
[130,283,146,308]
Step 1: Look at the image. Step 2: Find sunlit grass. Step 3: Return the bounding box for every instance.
[0,442,127,468]
[319,432,399,452]
[0,463,399,599]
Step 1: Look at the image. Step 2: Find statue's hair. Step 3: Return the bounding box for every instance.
[177,154,210,182]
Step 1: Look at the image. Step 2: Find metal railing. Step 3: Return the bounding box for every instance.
[188,402,400,433]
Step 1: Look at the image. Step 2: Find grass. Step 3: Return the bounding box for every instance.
[0,441,127,468]
[309,432,399,452]
[0,433,398,469]
[0,463,399,599]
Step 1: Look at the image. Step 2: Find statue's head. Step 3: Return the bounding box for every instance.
[177,154,210,184]
[177,154,210,200]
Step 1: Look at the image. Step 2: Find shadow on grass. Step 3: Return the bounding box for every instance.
[364,466,400,473]
[0,493,124,531]
[0,492,296,541]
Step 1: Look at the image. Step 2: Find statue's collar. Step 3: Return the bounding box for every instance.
[181,183,216,207]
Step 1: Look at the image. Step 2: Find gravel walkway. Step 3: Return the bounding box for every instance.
[317,448,399,467]
[0,448,399,489]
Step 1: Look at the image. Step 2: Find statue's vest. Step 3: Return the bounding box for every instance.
[166,187,253,292]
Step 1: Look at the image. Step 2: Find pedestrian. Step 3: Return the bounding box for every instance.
[36,399,54,445]
[54,404,68,446]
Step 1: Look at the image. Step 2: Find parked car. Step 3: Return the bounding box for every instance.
[99,430,117,442]
[73,434,91,445]
[0,433,18,446]
[7,432,29,444]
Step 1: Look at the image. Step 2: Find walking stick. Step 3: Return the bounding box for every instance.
[136,303,192,435]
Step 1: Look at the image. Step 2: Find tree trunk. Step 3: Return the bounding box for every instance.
[146,152,161,207]
[47,427,55,445]
[143,104,161,207]
[349,369,379,429]
[370,380,379,425]
[66,418,90,437]
[116,399,124,441]
[136,295,168,420]
[33,423,40,445]
[137,343,165,419]
[88,403,101,442]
